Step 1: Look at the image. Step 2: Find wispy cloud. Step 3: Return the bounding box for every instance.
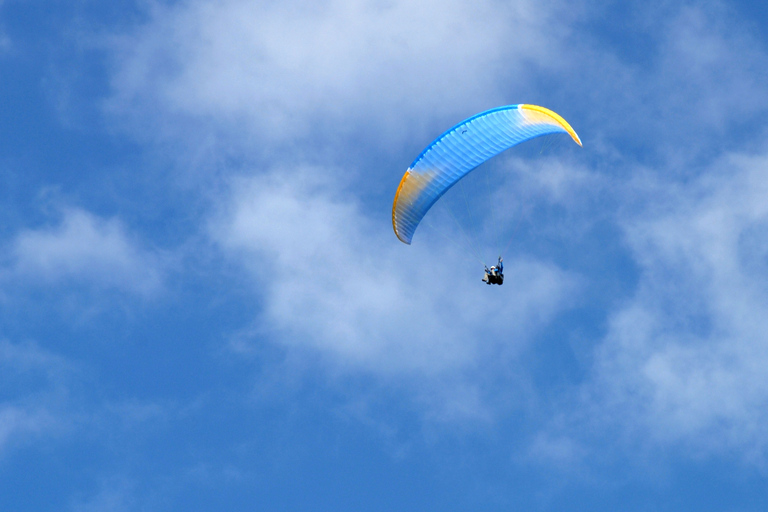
[101,0,768,466]
[582,150,768,464]
[0,32,8,55]
[0,405,58,455]
[0,339,72,456]
[0,1,8,56]
[563,2,768,163]
[211,167,580,417]
[107,0,577,153]
[4,207,164,296]
[0,335,179,487]
[69,477,137,512]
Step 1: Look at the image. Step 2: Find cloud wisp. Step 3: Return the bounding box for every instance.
[574,150,768,465]
[99,0,768,469]
[3,207,164,297]
[212,166,580,418]
[107,0,577,154]
[0,339,73,457]
[562,2,768,166]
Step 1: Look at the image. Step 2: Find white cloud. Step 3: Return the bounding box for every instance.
[0,1,9,56]
[107,0,576,150]
[101,0,768,204]
[5,208,164,296]
[69,477,136,512]
[211,166,579,415]
[0,405,57,454]
[566,3,768,161]
[0,338,71,381]
[588,150,768,462]
[527,431,588,469]
[100,0,768,452]
[0,337,177,470]
[0,340,70,456]
[648,6,768,148]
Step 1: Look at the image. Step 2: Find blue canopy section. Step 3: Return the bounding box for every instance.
[392,104,581,244]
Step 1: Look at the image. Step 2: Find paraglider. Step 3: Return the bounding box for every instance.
[482,257,504,285]
[391,104,581,285]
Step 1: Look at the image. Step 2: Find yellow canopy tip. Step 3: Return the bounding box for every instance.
[520,104,582,147]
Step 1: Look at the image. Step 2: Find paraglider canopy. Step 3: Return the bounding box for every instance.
[392,104,581,245]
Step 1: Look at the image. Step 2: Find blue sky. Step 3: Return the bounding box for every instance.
[3,0,768,510]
